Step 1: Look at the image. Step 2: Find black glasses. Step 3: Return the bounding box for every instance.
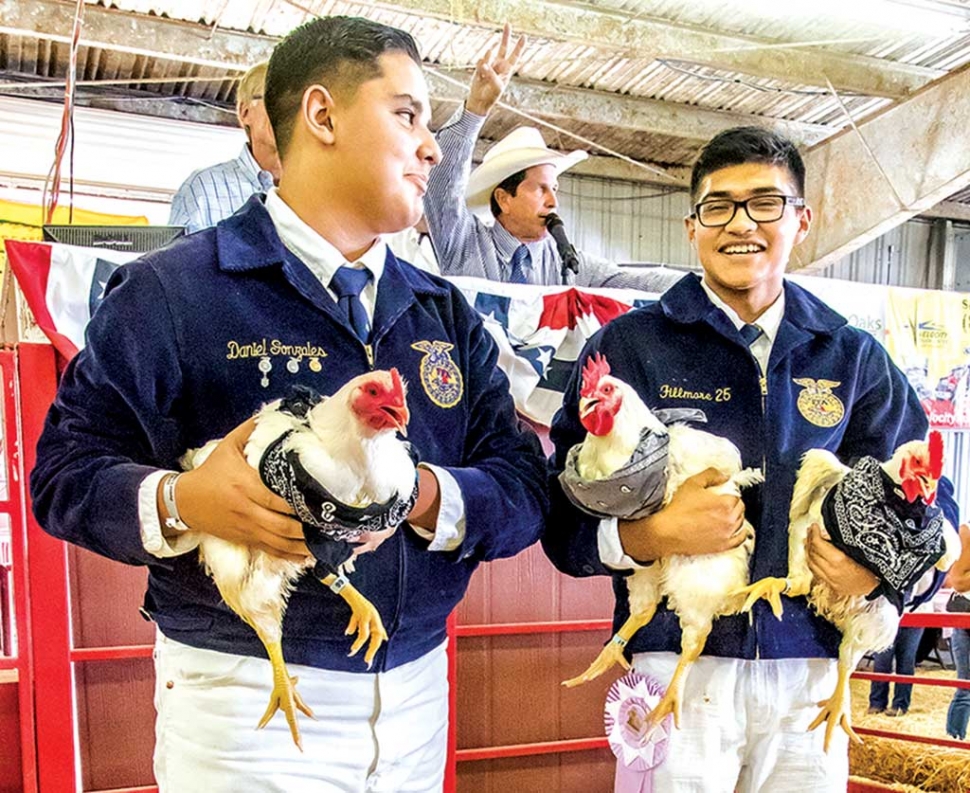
[692,195,805,228]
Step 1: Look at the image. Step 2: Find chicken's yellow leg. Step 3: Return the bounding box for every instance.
[807,653,863,752]
[645,622,710,734]
[736,573,811,619]
[255,637,315,752]
[321,573,387,668]
[562,605,656,688]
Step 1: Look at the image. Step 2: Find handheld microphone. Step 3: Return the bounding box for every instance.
[544,213,580,277]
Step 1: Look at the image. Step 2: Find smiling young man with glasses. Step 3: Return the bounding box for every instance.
[546,126,957,791]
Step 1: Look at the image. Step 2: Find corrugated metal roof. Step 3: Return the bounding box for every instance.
[2,0,970,201]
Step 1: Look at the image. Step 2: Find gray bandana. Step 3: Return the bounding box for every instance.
[559,408,707,520]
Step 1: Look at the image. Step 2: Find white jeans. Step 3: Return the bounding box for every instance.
[631,653,849,793]
[153,633,448,792]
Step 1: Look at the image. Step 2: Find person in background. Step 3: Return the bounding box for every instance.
[945,523,970,740]
[169,61,283,232]
[424,24,682,291]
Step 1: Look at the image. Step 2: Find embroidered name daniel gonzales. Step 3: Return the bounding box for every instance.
[226,339,329,360]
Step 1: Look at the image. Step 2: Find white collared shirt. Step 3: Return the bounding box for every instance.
[264,188,386,319]
[699,278,784,374]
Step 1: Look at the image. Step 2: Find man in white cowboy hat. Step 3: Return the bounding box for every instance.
[424,25,682,290]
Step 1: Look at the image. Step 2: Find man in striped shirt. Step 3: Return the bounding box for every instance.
[169,62,282,233]
[425,25,683,292]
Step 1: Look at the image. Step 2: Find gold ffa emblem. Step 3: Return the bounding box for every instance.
[411,340,463,408]
[793,378,845,427]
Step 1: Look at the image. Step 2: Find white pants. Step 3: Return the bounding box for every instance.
[153,633,448,792]
[631,653,848,793]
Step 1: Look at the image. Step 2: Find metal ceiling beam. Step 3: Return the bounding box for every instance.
[382,0,942,98]
[3,0,943,101]
[793,61,970,272]
[0,0,275,70]
[428,71,834,149]
[480,145,691,187]
[0,77,235,125]
[467,139,689,186]
[917,201,970,224]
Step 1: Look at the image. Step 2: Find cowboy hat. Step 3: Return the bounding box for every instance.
[465,126,588,215]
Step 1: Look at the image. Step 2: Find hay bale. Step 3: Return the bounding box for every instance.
[850,737,970,792]
[849,670,970,792]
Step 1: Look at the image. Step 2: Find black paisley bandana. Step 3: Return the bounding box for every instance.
[559,408,709,520]
[258,430,419,578]
[820,456,946,614]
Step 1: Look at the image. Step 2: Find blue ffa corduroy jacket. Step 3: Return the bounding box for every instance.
[30,196,549,673]
[544,273,957,661]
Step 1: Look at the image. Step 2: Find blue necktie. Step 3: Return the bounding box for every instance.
[508,245,530,284]
[330,265,373,344]
[739,323,763,346]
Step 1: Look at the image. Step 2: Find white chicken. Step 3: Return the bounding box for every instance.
[181,369,416,750]
[739,431,962,751]
[561,353,762,732]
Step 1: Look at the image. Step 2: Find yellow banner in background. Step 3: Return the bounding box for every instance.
[0,199,149,229]
[885,288,970,429]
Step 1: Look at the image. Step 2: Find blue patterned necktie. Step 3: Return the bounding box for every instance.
[739,323,763,346]
[330,265,373,344]
[508,244,531,284]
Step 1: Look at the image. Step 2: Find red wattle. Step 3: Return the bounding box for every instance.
[581,410,615,437]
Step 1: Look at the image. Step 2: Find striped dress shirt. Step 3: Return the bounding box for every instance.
[169,145,275,233]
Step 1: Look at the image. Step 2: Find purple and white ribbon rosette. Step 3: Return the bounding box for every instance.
[604,670,672,793]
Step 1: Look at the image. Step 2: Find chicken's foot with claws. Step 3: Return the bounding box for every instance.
[736,574,811,619]
[562,606,655,688]
[322,573,388,668]
[808,660,863,753]
[256,639,316,751]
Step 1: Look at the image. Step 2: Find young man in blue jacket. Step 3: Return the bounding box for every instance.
[545,126,957,791]
[31,16,548,792]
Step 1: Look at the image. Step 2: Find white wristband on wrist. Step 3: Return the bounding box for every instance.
[162,472,190,532]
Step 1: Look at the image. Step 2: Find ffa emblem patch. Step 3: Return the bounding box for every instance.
[793,378,845,427]
[411,340,463,408]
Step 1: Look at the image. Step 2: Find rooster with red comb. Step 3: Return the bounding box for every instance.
[738,429,960,752]
[181,369,417,750]
[559,352,763,734]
